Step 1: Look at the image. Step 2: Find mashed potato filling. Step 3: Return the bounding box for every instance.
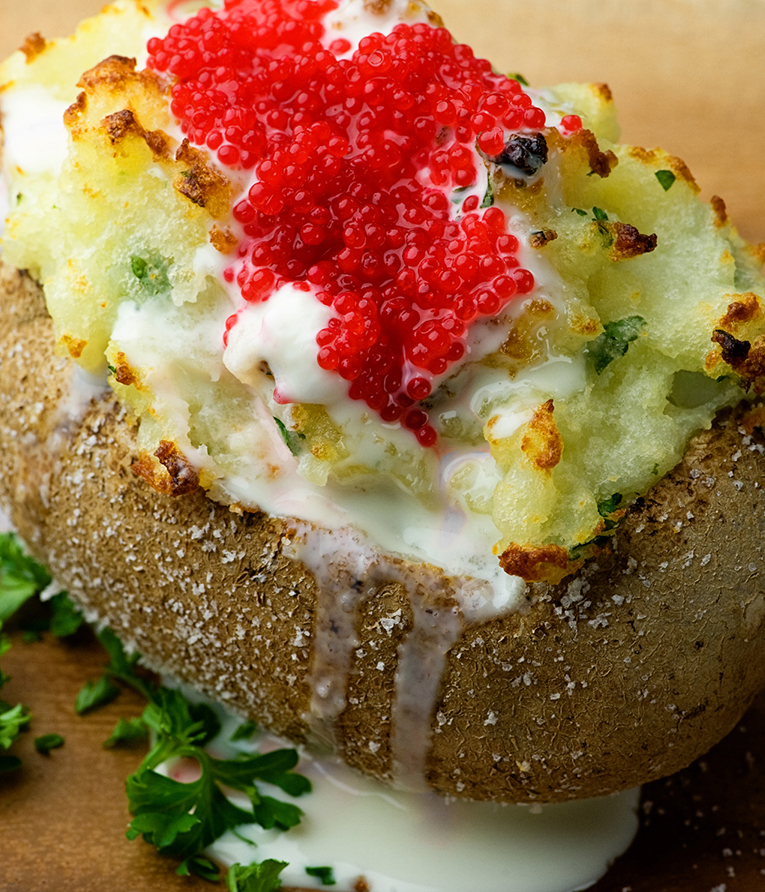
[2,0,764,586]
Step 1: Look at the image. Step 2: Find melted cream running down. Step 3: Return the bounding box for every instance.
[186,697,641,892]
[286,522,527,789]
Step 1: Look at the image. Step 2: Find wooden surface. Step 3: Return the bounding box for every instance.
[2,1,765,890]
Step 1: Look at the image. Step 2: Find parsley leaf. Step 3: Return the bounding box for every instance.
[130,254,171,296]
[0,619,31,767]
[306,866,337,885]
[178,856,220,881]
[592,206,609,222]
[585,316,647,375]
[75,675,121,715]
[508,72,529,86]
[655,169,676,191]
[34,733,65,755]
[0,701,31,749]
[231,719,259,742]
[103,716,148,749]
[118,654,311,869]
[0,532,52,621]
[273,417,305,456]
[227,860,288,892]
[597,493,623,517]
[480,176,494,209]
[0,754,22,773]
[48,593,84,638]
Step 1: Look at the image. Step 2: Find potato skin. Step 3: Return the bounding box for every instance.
[1,259,765,803]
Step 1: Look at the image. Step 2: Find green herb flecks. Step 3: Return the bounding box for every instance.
[103,716,149,749]
[585,316,647,375]
[87,633,311,878]
[0,701,30,750]
[0,532,53,622]
[480,175,494,208]
[571,207,589,217]
[48,593,84,638]
[231,719,259,743]
[273,417,305,456]
[126,687,310,875]
[508,72,529,86]
[178,856,221,881]
[0,624,31,769]
[227,860,289,892]
[597,493,623,517]
[306,865,337,885]
[75,675,121,715]
[655,169,676,191]
[130,254,171,296]
[34,733,65,755]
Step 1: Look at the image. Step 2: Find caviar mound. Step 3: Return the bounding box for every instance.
[1,261,765,802]
[149,0,555,444]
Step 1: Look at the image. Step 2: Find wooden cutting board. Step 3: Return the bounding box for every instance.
[2,1,765,890]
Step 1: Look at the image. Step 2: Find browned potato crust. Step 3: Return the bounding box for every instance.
[1,259,764,803]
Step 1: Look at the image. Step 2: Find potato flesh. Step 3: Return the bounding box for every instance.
[2,0,765,570]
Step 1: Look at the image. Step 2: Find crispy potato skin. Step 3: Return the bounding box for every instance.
[1,260,765,803]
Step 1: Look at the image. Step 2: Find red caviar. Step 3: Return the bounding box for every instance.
[148,0,546,446]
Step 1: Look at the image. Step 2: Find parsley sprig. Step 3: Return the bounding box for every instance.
[0,533,82,771]
[585,316,647,375]
[92,629,311,879]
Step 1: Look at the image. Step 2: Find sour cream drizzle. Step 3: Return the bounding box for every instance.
[168,690,641,892]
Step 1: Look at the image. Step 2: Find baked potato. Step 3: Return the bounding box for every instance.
[1,0,765,808]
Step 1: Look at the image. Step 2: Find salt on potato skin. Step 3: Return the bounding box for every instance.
[1,261,764,803]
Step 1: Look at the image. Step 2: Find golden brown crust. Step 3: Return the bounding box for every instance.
[610,221,658,260]
[1,261,765,803]
[520,398,563,471]
[20,32,47,62]
[173,139,234,218]
[498,542,579,583]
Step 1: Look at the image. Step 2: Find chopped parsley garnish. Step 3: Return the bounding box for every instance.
[103,716,149,749]
[0,534,85,771]
[0,533,312,881]
[585,315,647,375]
[48,593,84,639]
[178,856,221,881]
[571,207,589,217]
[0,700,30,750]
[227,860,288,892]
[125,689,310,876]
[231,719,259,742]
[480,176,494,209]
[0,754,22,773]
[508,72,529,86]
[597,493,625,532]
[592,206,609,222]
[0,532,53,622]
[130,254,171,296]
[75,674,121,715]
[306,865,337,885]
[597,493,623,517]
[34,733,65,755]
[83,631,311,879]
[0,625,31,769]
[273,417,305,456]
[655,169,676,191]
